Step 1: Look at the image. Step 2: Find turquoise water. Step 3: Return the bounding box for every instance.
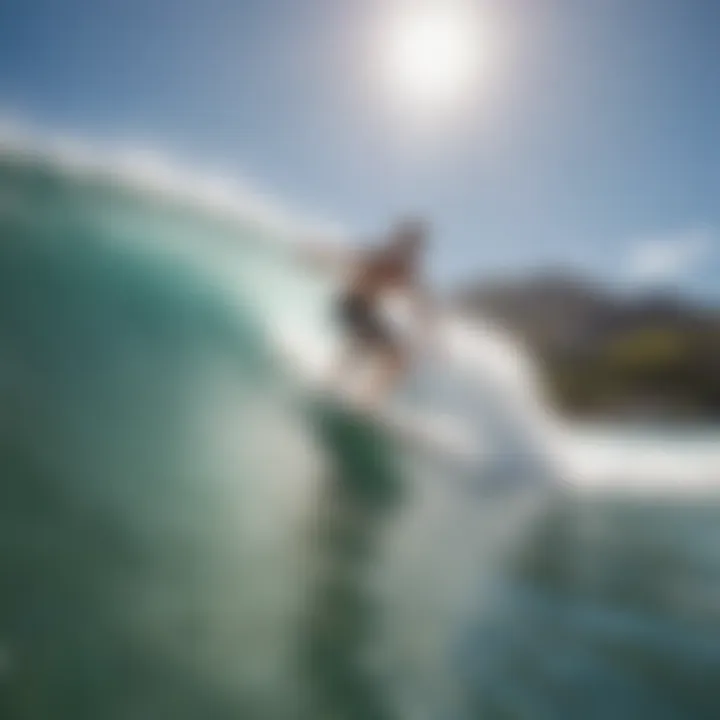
[0,149,719,719]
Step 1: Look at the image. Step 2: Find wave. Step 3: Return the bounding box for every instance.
[1,121,719,719]
[3,118,719,493]
[0,124,561,719]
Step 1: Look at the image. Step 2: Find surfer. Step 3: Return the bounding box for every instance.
[302,217,435,409]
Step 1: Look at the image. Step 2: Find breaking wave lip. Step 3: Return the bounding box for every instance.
[2,114,719,493]
[0,114,343,241]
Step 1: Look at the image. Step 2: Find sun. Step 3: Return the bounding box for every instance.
[379,2,486,116]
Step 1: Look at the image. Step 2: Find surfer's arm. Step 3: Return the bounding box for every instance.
[294,240,361,275]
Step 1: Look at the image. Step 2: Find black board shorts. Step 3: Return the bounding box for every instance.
[337,293,395,350]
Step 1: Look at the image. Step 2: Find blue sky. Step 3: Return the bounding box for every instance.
[0,0,719,293]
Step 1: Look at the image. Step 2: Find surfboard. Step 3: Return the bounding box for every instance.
[279,335,479,460]
[317,383,477,459]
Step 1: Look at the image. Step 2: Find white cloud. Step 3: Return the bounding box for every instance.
[624,227,713,285]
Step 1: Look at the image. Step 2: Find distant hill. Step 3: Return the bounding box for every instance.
[455,272,720,420]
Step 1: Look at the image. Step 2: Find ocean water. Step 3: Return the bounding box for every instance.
[0,140,719,720]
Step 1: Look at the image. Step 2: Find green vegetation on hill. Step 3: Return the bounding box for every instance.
[546,326,720,418]
[457,274,720,420]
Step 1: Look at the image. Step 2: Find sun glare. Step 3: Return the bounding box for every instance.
[380,2,486,116]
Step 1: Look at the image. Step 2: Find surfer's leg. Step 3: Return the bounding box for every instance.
[328,337,364,390]
[363,344,408,409]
